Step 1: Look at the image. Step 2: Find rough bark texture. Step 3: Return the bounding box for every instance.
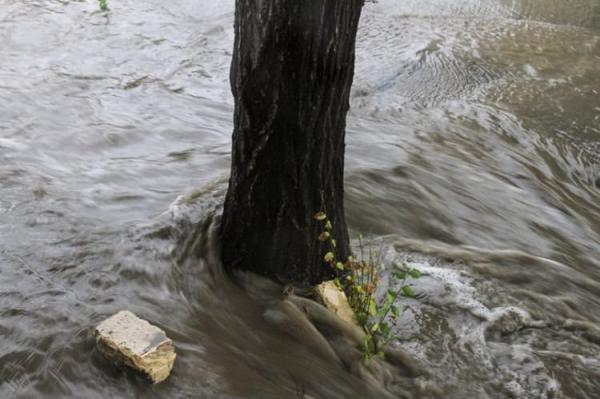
[221,0,364,283]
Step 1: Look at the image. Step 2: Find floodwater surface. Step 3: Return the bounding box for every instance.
[1,0,599,398]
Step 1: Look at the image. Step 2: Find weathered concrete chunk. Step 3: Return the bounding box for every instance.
[314,280,358,326]
[95,310,176,384]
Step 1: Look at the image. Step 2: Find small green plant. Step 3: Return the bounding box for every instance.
[314,211,421,363]
[98,0,108,11]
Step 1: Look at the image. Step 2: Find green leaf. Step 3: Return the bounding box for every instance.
[370,323,380,333]
[386,290,395,303]
[325,220,333,231]
[368,299,377,316]
[314,212,327,221]
[318,231,330,241]
[393,271,406,280]
[391,305,400,317]
[380,322,391,336]
[409,269,422,279]
[402,285,415,297]
[377,351,385,359]
[324,252,335,263]
[368,339,376,353]
[364,335,376,353]
[357,313,368,326]
[336,262,344,271]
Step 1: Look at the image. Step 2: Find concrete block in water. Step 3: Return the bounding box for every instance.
[314,280,358,326]
[95,310,176,384]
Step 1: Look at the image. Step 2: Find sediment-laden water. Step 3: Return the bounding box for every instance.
[1,0,599,398]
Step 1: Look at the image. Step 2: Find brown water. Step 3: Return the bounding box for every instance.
[1,0,599,398]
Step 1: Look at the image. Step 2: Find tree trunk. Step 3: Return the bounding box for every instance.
[221,0,364,284]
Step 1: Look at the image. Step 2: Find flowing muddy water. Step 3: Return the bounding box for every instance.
[1,0,599,398]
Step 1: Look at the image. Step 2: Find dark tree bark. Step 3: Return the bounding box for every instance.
[221,0,364,284]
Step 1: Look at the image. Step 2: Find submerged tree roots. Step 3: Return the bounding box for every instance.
[239,272,428,398]
[172,197,431,397]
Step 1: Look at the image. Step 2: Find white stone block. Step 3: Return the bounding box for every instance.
[95,310,176,384]
[314,280,358,326]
